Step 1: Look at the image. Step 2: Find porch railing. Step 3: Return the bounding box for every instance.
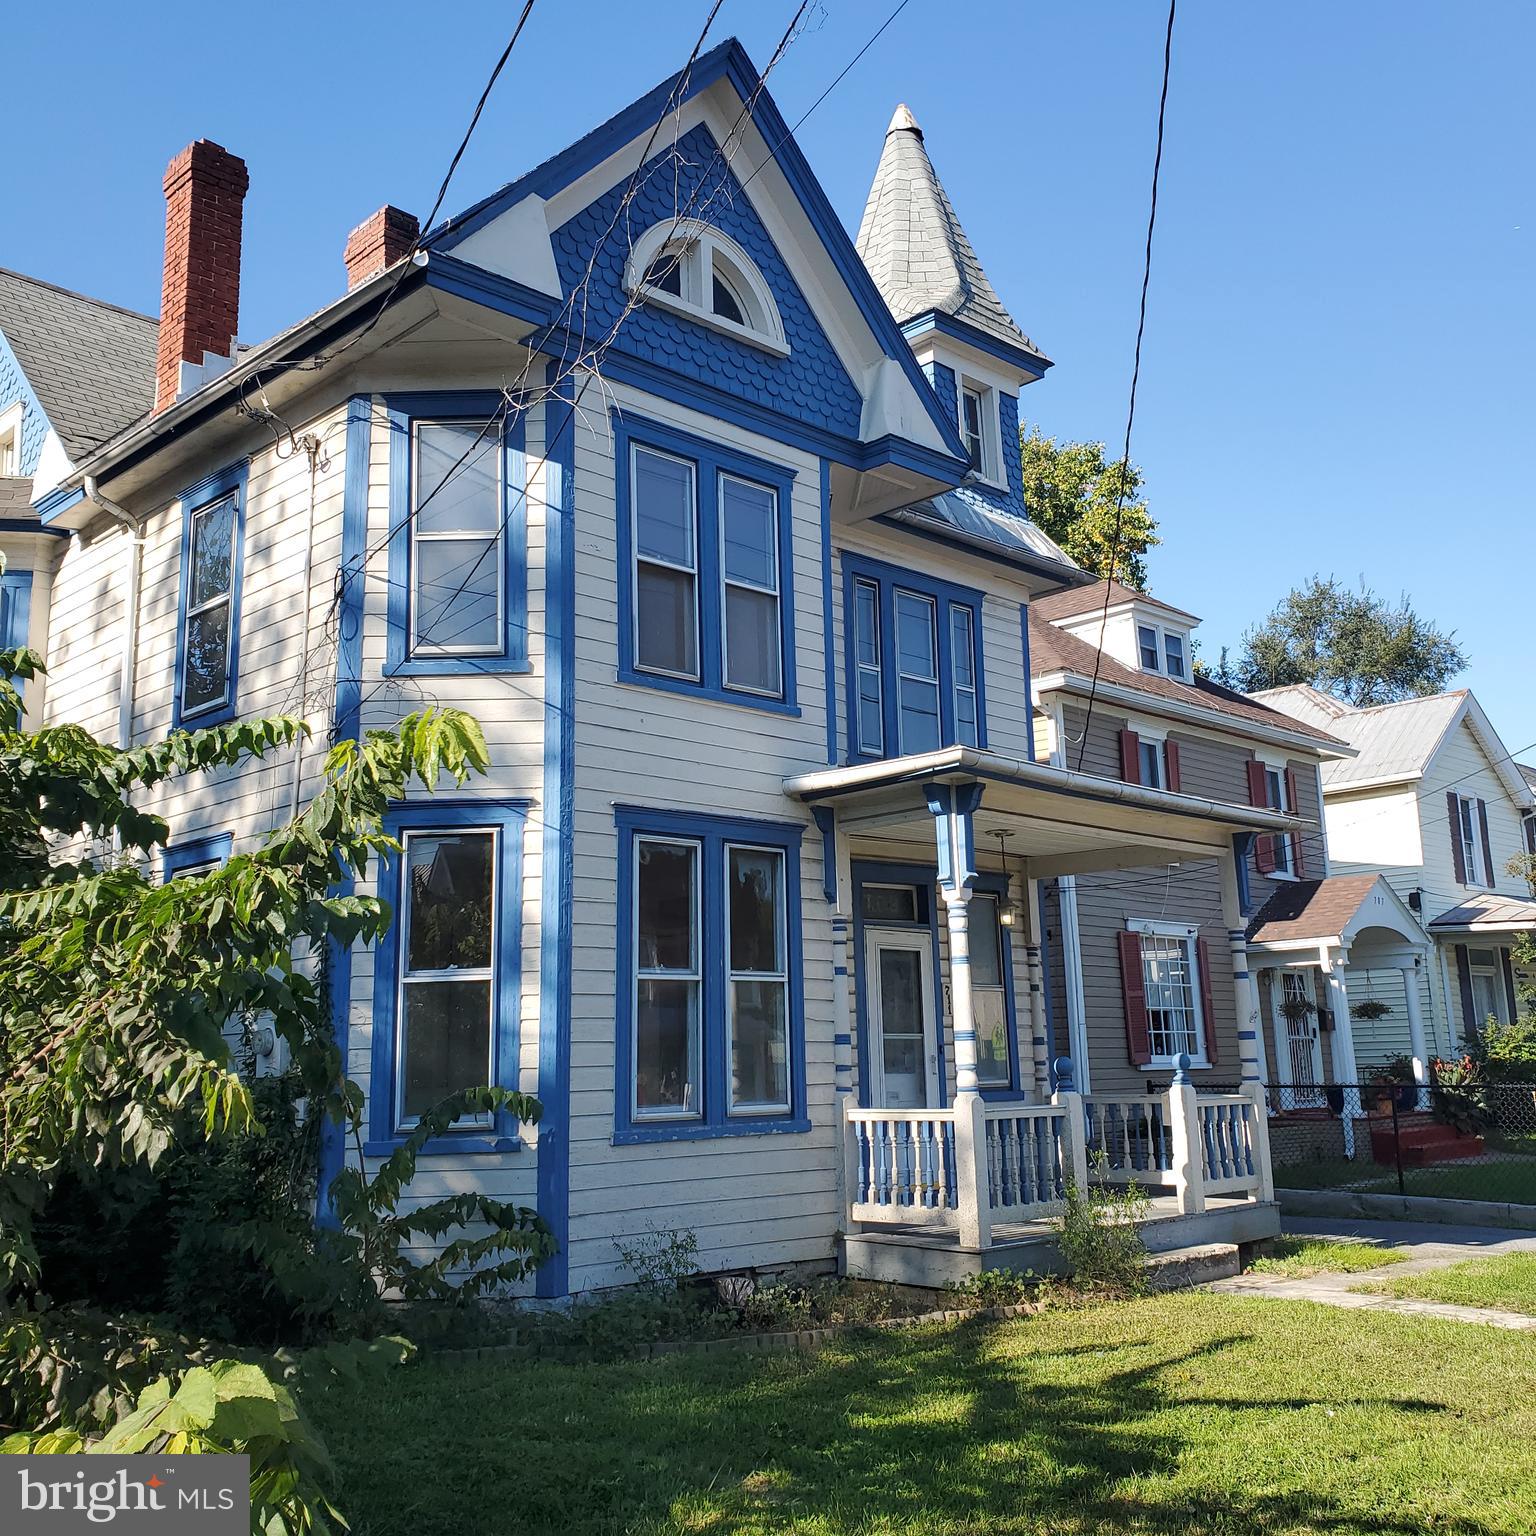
[1196,1093,1261,1195]
[844,1057,1275,1248]
[1083,1093,1173,1183]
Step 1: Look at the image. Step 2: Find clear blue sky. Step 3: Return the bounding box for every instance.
[13,1,1534,752]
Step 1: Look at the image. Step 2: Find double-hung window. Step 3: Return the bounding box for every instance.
[617,414,796,712]
[385,392,528,676]
[843,555,984,761]
[1121,920,1212,1068]
[1136,622,1191,681]
[174,463,246,729]
[618,807,806,1141]
[1264,766,1294,876]
[368,801,526,1151]
[969,891,1016,1089]
[160,831,233,881]
[1453,793,1489,887]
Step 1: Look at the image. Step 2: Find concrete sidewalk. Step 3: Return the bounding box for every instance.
[1206,1215,1536,1330]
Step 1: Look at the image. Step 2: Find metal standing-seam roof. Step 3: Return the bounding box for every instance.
[1251,689,1468,791]
[0,268,159,461]
[855,105,1047,364]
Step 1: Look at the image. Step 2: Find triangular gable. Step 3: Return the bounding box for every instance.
[427,39,969,471]
[1431,693,1533,808]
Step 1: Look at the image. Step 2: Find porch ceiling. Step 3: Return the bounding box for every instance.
[785,746,1302,879]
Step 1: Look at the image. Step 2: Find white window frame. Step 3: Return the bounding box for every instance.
[1454,793,1488,887]
[632,834,704,1123]
[1466,947,1510,1028]
[1261,763,1296,879]
[725,841,791,1116]
[957,378,1005,489]
[625,219,790,356]
[717,472,783,699]
[1127,917,1208,1069]
[1131,719,1170,791]
[395,826,499,1131]
[631,442,702,684]
[1163,631,1188,680]
[409,419,505,658]
[1136,620,1192,681]
[0,402,22,478]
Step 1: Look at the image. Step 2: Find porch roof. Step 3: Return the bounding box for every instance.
[1245,873,1426,952]
[1428,892,1536,936]
[784,745,1303,879]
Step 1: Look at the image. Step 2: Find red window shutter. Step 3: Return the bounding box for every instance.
[1117,930,1153,1065]
[1119,728,1141,785]
[1196,935,1218,1064]
[1448,792,1467,885]
[1248,760,1277,873]
[1285,766,1305,876]
[1477,800,1495,889]
[1164,739,1182,793]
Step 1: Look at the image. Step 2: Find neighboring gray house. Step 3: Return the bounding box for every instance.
[0,268,158,725]
[1026,582,1356,1101]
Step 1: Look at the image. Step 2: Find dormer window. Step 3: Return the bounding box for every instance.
[1136,619,1192,682]
[627,220,788,356]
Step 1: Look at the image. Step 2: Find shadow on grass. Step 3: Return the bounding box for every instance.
[311,1309,1519,1536]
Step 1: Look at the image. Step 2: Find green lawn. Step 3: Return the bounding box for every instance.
[1248,1237,1406,1277]
[309,1291,1536,1535]
[1273,1155,1536,1205]
[1363,1253,1536,1317]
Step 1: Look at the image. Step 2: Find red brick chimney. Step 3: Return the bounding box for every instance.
[154,140,249,414]
[343,206,420,290]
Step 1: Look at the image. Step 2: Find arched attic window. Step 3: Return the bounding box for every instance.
[626,219,789,356]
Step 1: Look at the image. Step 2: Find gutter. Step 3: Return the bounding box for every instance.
[784,743,1307,833]
[83,475,141,751]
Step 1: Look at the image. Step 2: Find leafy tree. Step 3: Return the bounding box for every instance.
[1019,427,1160,589]
[0,649,554,1526]
[1232,577,1467,705]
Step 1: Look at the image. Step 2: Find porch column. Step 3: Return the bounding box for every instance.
[1401,957,1431,1107]
[1321,946,1361,1155]
[1023,874,1052,1099]
[1218,840,1263,1090]
[926,782,990,1249]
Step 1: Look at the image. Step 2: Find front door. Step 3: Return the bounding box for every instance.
[1281,970,1325,1104]
[866,929,939,1108]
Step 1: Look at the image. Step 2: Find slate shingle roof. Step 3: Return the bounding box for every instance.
[1028,610,1348,749]
[855,105,1046,363]
[0,269,158,461]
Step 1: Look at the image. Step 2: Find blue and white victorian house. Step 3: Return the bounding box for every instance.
[5,42,1318,1295]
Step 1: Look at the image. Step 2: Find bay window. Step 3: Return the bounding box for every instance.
[617,807,806,1140]
[843,555,985,761]
[616,413,797,712]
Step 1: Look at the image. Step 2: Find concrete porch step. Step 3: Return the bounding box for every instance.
[1146,1242,1240,1290]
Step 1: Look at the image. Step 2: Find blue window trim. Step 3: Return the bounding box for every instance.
[160,831,234,880]
[613,804,809,1144]
[0,568,34,650]
[172,461,247,730]
[841,552,987,764]
[365,798,529,1156]
[612,409,800,717]
[850,861,1021,1106]
[383,390,530,677]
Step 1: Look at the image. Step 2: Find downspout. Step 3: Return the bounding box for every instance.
[84,475,141,752]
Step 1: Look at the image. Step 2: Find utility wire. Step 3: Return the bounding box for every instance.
[1073,0,1176,771]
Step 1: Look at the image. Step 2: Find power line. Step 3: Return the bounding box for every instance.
[1073,0,1176,772]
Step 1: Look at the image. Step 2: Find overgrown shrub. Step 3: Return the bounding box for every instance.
[945,1269,1040,1309]
[1054,1174,1150,1295]
[1480,1018,1536,1084]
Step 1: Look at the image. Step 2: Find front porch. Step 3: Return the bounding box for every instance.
[786,744,1298,1282]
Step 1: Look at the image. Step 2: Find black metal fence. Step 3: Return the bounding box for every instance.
[1267,1081,1536,1205]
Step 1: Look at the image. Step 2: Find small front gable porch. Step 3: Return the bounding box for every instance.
[785,744,1298,1267]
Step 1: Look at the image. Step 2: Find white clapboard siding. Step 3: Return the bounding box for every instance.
[562,381,837,1294]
